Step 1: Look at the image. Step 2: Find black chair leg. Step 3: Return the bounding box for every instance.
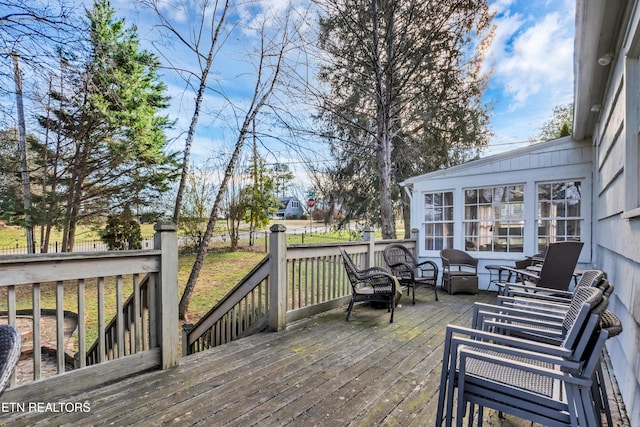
[346,298,354,321]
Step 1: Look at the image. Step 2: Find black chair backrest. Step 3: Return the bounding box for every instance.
[0,325,21,392]
[561,286,606,359]
[339,248,360,287]
[535,241,583,290]
[382,243,417,267]
[383,244,415,271]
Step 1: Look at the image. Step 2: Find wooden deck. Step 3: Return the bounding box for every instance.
[0,290,630,426]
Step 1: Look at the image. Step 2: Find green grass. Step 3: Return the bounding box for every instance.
[0,220,405,354]
[0,224,158,252]
[0,248,266,351]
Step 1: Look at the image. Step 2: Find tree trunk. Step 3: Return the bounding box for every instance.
[178,8,289,319]
[371,0,396,239]
[170,0,230,225]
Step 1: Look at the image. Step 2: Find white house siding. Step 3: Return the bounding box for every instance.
[402,137,593,291]
[586,2,640,423]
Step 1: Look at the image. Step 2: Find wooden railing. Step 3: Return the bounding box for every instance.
[183,225,416,355]
[183,257,270,354]
[0,222,179,402]
[85,274,152,365]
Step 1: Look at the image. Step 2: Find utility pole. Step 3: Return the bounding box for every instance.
[12,52,35,253]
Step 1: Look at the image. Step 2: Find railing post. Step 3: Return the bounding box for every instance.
[154,221,179,369]
[182,323,194,356]
[362,227,375,268]
[269,224,287,332]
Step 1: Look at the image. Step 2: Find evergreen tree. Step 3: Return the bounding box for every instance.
[315,0,494,237]
[245,145,279,245]
[37,0,178,251]
[101,205,142,250]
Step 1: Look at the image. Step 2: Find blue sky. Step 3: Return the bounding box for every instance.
[103,0,576,176]
[482,0,575,155]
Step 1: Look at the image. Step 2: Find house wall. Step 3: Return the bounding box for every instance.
[405,138,593,290]
[591,5,640,424]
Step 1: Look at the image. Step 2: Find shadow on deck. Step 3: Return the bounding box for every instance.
[0,290,630,426]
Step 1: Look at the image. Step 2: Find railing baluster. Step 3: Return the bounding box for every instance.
[133,274,140,353]
[55,280,64,374]
[116,275,124,358]
[141,284,148,351]
[33,283,41,380]
[77,278,86,368]
[321,255,327,303]
[303,258,313,307]
[97,277,105,363]
[7,285,17,387]
[148,274,157,349]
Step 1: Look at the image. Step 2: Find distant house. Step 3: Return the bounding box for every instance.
[276,197,304,219]
[402,0,640,423]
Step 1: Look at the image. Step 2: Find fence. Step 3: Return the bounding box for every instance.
[0,236,156,255]
[0,227,367,255]
[183,225,416,355]
[0,222,179,402]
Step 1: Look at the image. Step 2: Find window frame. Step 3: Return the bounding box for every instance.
[535,180,584,252]
[462,184,526,253]
[421,190,454,252]
[623,44,640,219]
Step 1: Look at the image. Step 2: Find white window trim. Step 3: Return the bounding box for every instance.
[534,180,585,249]
[624,28,640,218]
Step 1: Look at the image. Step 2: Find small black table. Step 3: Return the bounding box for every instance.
[484,264,510,291]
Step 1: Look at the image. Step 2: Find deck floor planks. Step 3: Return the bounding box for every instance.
[294,299,455,426]
[322,295,481,426]
[103,315,366,426]
[0,290,629,427]
[233,317,399,426]
[155,318,371,426]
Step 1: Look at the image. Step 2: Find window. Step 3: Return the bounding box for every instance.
[423,191,453,251]
[623,53,640,218]
[464,185,524,252]
[290,200,300,208]
[537,181,582,252]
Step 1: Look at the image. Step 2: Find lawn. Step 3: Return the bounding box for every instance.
[0,220,404,354]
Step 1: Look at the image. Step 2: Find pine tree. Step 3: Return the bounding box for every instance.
[315,0,494,238]
[37,0,178,251]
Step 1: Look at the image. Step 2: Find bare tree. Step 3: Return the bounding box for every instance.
[140,0,232,225]
[178,164,217,249]
[178,5,302,319]
[0,1,76,250]
[533,103,574,142]
[0,1,77,121]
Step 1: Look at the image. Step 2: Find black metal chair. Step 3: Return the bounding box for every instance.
[0,324,22,393]
[340,248,397,323]
[437,287,610,426]
[500,241,584,293]
[383,244,438,304]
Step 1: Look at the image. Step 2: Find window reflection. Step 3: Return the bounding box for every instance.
[423,191,454,250]
[537,181,582,252]
[463,185,525,252]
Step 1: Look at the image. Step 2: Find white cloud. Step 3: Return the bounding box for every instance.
[488,2,574,109]
[482,0,575,154]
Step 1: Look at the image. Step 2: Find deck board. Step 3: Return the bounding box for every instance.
[0,290,630,426]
